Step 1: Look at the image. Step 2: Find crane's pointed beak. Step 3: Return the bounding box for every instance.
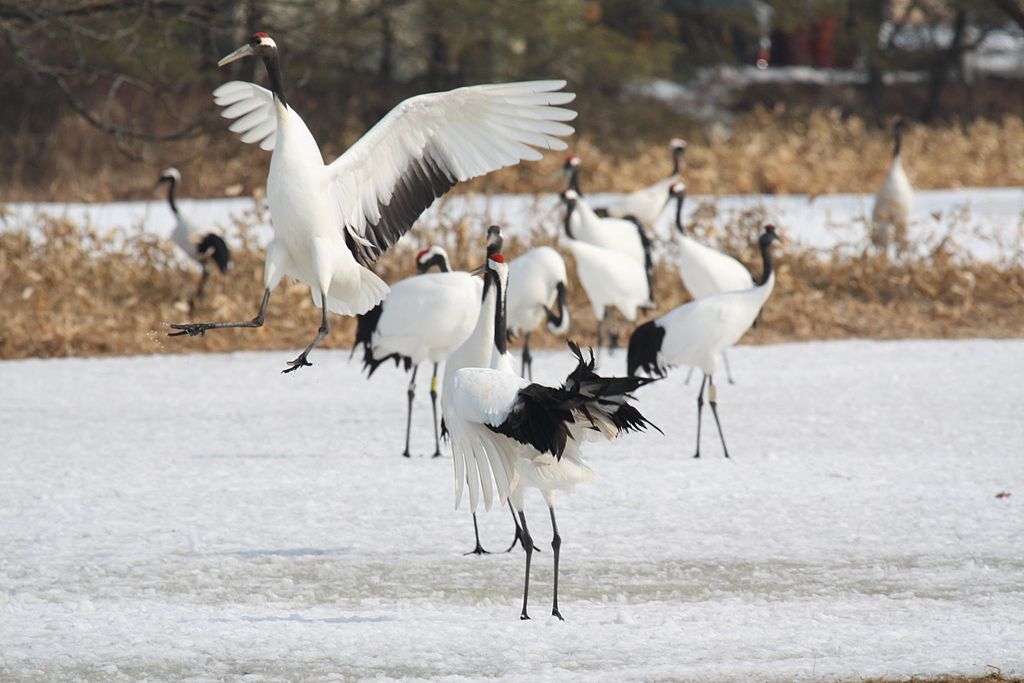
[218,44,255,67]
[469,263,486,276]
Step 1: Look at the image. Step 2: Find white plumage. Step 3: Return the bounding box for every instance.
[444,242,657,620]
[156,167,231,312]
[170,32,575,373]
[561,236,650,352]
[628,226,782,458]
[603,138,687,230]
[667,181,753,384]
[871,119,913,254]
[668,182,753,298]
[562,189,651,276]
[354,246,481,457]
[506,246,570,379]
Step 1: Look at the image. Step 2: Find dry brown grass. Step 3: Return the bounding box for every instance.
[3,108,1024,202]
[2,200,1022,361]
[863,673,1021,683]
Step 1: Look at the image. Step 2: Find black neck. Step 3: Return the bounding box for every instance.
[757,238,775,287]
[563,202,575,238]
[673,192,685,234]
[165,179,178,215]
[671,147,684,176]
[546,281,567,329]
[569,167,582,195]
[893,125,902,158]
[493,272,507,355]
[262,51,288,108]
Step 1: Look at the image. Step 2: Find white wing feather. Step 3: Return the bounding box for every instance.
[326,80,576,251]
[447,368,530,512]
[213,81,277,151]
[213,79,575,261]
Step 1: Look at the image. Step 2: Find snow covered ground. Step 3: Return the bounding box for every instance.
[2,340,1022,681]
[4,186,1022,263]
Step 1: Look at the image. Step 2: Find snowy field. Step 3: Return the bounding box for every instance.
[4,186,1022,262]
[1,340,1022,681]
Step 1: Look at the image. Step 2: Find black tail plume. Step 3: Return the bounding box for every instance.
[197,233,230,273]
[352,303,411,376]
[627,320,667,378]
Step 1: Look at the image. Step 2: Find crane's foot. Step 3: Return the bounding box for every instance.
[401,450,411,458]
[505,527,541,553]
[520,611,531,621]
[552,608,564,621]
[282,353,313,374]
[431,450,443,459]
[464,543,491,556]
[168,323,211,337]
[692,452,701,459]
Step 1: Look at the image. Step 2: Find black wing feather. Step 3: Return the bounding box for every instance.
[349,149,457,267]
[486,342,660,459]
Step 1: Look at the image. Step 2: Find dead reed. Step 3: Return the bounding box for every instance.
[1,200,1021,361]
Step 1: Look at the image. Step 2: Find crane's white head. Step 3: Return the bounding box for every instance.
[486,251,509,290]
[415,246,450,274]
[561,188,579,205]
[157,167,181,184]
[668,181,686,197]
[563,155,581,170]
[218,32,278,67]
[669,138,688,151]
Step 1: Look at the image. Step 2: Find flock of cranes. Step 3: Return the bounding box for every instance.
[157,31,912,620]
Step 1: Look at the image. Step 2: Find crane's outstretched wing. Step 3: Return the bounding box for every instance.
[212,81,277,151]
[327,81,576,263]
[212,79,576,265]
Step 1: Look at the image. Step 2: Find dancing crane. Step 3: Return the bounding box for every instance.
[444,239,658,619]
[168,32,576,373]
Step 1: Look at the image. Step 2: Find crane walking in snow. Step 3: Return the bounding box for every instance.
[353,246,481,458]
[628,225,782,458]
[156,168,231,312]
[444,230,658,619]
[168,32,576,373]
[667,181,754,384]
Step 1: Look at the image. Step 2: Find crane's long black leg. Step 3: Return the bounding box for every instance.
[402,365,419,458]
[430,363,442,458]
[707,375,730,458]
[693,374,708,459]
[505,500,540,553]
[189,263,210,314]
[723,350,735,385]
[170,287,270,337]
[549,506,564,621]
[282,291,329,373]
[522,332,532,381]
[595,313,605,354]
[464,513,491,555]
[518,510,534,620]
